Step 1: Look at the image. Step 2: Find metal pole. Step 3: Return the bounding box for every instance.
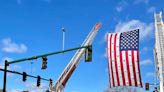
[7,45,90,65]
[0,68,50,81]
[3,60,8,92]
[62,27,65,51]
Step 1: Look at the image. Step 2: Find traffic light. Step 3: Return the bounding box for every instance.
[48,79,53,91]
[85,45,92,62]
[49,79,53,86]
[37,76,41,87]
[145,83,149,91]
[22,72,27,82]
[41,56,48,69]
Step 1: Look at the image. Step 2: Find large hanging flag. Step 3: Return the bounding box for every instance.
[106,29,142,88]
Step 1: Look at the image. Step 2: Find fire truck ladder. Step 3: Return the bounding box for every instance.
[51,22,102,92]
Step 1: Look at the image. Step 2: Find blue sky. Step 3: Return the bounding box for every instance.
[0,0,163,92]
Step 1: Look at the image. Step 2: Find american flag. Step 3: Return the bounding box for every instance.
[106,29,142,88]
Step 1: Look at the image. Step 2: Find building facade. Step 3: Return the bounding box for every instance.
[154,12,164,92]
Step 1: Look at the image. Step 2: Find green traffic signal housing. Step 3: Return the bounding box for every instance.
[145,83,149,91]
[85,45,92,62]
[22,72,27,82]
[41,56,48,69]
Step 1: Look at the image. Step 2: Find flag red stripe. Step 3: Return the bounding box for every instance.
[125,51,132,86]
[106,34,111,88]
[120,51,126,86]
[132,50,137,86]
[137,51,142,87]
[110,34,115,87]
[114,34,120,86]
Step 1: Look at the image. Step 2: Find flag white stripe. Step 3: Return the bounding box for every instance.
[122,51,129,86]
[111,33,118,86]
[116,33,123,86]
[134,51,140,87]
[107,34,113,87]
[128,51,135,86]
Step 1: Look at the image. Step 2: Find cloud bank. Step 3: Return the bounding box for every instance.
[114,19,154,40]
[140,59,153,66]
[1,38,27,53]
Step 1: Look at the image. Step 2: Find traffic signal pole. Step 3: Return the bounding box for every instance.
[3,60,7,92]
[0,68,50,81]
[1,67,51,92]
[7,45,90,65]
[3,45,90,92]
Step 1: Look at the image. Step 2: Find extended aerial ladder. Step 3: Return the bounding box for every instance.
[154,12,164,92]
[51,22,102,92]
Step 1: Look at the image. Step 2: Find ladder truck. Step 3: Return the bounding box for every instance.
[154,12,164,92]
[51,22,102,92]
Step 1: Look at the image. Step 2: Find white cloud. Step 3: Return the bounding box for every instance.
[0,57,21,70]
[2,57,13,61]
[26,82,49,92]
[8,89,22,92]
[134,0,149,5]
[142,47,148,52]
[140,47,152,54]
[98,31,108,45]
[114,20,154,40]
[0,57,22,77]
[140,47,149,54]
[115,1,128,12]
[0,58,14,77]
[2,38,27,53]
[147,6,156,13]
[0,57,13,69]
[103,86,144,92]
[7,82,48,92]
[140,59,153,65]
[146,72,156,77]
